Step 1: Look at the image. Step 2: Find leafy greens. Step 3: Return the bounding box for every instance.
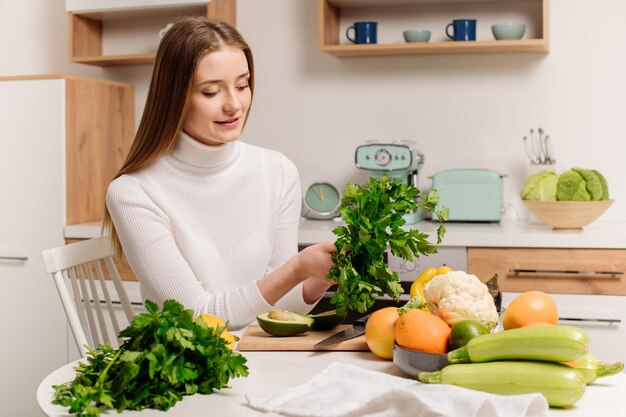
[327,175,448,316]
[52,299,248,417]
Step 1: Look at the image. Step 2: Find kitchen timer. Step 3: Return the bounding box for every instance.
[302,182,341,220]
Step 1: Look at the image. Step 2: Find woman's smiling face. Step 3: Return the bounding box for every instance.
[183,46,252,146]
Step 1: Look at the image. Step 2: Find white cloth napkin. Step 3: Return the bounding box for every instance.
[245,362,548,417]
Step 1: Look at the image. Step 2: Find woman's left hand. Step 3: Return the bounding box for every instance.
[296,241,335,281]
[296,241,336,304]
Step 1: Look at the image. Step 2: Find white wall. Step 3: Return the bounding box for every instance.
[1,0,624,221]
[237,0,626,222]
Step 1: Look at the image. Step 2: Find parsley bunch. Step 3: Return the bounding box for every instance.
[52,300,248,417]
[327,175,448,316]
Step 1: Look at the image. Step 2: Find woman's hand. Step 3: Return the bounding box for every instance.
[257,241,336,306]
[297,241,336,304]
[295,241,335,281]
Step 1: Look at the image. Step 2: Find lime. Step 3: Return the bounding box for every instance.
[450,320,490,349]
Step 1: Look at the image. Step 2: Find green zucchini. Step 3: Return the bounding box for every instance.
[563,353,624,384]
[418,361,586,407]
[447,325,588,364]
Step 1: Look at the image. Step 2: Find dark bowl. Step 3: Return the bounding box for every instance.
[393,341,449,376]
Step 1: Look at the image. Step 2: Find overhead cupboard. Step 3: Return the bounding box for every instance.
[66,0,236,66]
[319,0,549,57]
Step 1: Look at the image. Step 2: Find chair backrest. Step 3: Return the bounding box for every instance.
[42,236,136,357]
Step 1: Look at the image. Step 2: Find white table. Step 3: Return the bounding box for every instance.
[38,349,626,417]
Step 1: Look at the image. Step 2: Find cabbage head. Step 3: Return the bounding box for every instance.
[557,168,604,201]
[521,170,558,201]
[592,169,610,200]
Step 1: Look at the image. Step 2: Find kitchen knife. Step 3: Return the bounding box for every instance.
[313,313,370,348]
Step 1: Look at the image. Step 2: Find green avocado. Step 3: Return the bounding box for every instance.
[256,309,313,336]
[308,309,346,330]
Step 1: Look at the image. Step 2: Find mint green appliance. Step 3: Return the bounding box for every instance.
[354,142,424,224]
[432,169,503,222]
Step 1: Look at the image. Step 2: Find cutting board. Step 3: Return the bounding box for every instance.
[238,325,369,351]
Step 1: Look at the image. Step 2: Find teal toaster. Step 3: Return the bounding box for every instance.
[432,169,503,222]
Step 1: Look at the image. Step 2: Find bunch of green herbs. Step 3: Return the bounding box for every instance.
[327,175,448,315]
[52,299,248,417]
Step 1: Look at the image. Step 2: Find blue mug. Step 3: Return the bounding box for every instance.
[446,19,477,41]
[346,21,378,44]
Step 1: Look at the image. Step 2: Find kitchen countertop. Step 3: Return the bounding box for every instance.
[65,219,626,249]
[38,345,626,417]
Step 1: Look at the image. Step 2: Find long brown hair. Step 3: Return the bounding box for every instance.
[102,16,255,257]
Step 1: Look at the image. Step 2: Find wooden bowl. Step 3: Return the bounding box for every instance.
[523,200,614,230]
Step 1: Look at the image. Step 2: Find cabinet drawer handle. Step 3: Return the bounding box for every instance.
[509,269,624,277]
[559,317,622,324]
[0,255,28,261]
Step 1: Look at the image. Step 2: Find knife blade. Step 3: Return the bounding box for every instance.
[313,313,371,348]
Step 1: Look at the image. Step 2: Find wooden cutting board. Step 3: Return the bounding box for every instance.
[238,324,369,351]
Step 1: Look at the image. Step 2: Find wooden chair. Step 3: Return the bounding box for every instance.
[42,236,136,357]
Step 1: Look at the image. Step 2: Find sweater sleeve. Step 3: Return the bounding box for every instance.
[266,157,319,315]
[106,176,273,329]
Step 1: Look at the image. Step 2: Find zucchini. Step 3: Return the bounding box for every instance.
[562,353,624,384]
[418,361,586,407]
[447,325,588,364]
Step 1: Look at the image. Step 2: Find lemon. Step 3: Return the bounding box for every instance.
[195,313,227,329]
[220,330,237,350]
[194,314,236,349]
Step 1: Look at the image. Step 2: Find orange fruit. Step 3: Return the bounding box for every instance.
[502,291,558,330]
[364,307,400,360]
[521,321,556,328]
[195,313,236,349]
[395,309,451,354]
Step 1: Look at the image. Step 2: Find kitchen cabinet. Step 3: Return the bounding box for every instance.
[66,0,236,66]
[467,247,626,295]
[469,248,626,363]
[319,0,549,57]
[0,75,133,417]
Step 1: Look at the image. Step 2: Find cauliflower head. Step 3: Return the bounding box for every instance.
[424,271,499,330]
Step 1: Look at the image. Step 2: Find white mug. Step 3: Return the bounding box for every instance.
[159,23,174,39]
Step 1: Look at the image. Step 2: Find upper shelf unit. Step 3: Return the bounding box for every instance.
[67,0,236,66]
[319,0,549,57]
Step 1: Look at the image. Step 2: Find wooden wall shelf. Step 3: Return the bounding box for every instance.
[319,0,549,57]
[68,0,236,66]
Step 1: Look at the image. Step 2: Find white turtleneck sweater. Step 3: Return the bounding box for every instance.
[106,132,314,329]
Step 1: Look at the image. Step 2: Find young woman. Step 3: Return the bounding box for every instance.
[104,17,335,329]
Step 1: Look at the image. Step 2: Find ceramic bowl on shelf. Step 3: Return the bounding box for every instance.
[491,23,526,40]
[392,342,449,376]
[403,30,431,43]
[523,200,614,230]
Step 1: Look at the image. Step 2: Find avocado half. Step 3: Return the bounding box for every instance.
[256,310,313,336]
[308,309,347,330]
